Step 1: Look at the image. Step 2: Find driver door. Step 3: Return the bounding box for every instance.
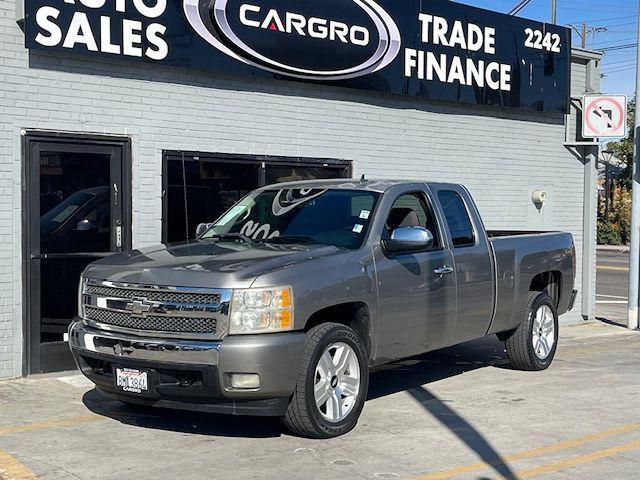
[374,190,457,362]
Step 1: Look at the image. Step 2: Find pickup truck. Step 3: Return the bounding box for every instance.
[69,180,577,438]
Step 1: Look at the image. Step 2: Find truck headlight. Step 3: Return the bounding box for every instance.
[229,286,293,334]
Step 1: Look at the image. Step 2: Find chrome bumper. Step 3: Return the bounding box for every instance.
[69,319,221,365]
[68,319,306,412]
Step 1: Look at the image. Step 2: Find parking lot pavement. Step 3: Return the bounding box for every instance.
[1,322,639,480]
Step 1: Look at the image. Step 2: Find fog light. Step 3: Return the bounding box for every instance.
[230,373,260,389]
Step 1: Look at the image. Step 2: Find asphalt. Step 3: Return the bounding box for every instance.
[596,248,630,326]
[1,322,639,480]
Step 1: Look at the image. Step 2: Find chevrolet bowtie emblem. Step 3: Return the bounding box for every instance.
[125,298,153,317]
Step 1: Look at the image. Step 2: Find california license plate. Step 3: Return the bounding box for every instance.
[115,367,149,394]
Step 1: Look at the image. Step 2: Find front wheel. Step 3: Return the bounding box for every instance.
[283,323,369,438]
[503,292,559,371]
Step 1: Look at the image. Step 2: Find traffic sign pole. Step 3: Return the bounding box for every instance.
[628,1,640,331]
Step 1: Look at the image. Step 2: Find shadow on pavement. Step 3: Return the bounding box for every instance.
[368,334,510,400]
[369,336,517,479]
[82,333,515,475]
[595,316,628,329]
[82,389,285,438]
[408,387,518,480]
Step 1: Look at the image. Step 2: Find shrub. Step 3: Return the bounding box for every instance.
[611,187,632,245]
[597,221,622,246]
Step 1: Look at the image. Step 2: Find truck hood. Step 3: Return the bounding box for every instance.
[83,240,344,288]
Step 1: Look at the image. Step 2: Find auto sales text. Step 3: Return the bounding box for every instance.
[33,0,168,60]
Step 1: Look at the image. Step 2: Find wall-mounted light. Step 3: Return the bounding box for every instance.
[532,190,548,210]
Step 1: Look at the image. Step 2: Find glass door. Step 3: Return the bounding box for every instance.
[25,136,130,373]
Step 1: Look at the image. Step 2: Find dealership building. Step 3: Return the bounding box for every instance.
[1,0,602,377]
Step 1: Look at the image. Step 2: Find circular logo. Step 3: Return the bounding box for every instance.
[183,0,401,80]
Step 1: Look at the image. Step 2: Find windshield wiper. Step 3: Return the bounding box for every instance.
[208,233,253,243]
[264,235,319,245]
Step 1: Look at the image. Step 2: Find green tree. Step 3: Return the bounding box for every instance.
[606,98,635,189]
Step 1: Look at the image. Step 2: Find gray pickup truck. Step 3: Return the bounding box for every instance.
[70,180,577,438]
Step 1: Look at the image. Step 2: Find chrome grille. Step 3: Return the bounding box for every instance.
[81,280,231,339]
[84,307,218,334]
[85,284,221,305]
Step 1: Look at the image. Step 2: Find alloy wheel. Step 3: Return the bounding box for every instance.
[313,342,361,422]
[532,305,556,360]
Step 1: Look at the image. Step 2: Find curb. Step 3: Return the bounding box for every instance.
[597,245,630,252]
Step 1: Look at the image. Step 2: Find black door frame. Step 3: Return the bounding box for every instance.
[22,131,132,375]
[161,151,352,243]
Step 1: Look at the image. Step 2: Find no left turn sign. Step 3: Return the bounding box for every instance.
[582,95,628,138]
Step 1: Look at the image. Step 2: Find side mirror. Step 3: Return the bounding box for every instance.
[385,227,434,253]
[75,219,98,232]
[196,223,212,238]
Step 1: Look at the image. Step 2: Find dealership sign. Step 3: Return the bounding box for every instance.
[24,0,571,112]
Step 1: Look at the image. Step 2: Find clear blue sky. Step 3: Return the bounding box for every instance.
[458,0,638,96]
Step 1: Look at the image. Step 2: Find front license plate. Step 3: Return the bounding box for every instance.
[115,367,149,394]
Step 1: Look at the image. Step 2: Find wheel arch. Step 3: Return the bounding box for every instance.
[529,270,563,308]
[304,302,372,358]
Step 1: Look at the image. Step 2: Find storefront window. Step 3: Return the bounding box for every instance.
[164,153,350,244]
[164,158,259,243]
[265,165,347,185]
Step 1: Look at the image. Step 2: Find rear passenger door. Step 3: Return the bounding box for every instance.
[433,186,494,343]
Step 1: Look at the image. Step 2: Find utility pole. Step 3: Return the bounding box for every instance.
[552,0,557,24]
[628,0,640,330]
[571,23,607,49]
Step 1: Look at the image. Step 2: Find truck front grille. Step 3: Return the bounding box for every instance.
[80,280,231,339]
[84,307,219,334]
[85,284,221,305]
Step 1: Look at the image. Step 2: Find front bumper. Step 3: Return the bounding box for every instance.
[68,319,305,416]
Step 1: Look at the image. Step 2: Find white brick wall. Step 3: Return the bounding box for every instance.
[0,0,596,378]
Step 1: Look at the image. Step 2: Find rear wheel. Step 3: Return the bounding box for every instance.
[283,323,369,438]
[503,292,559,371]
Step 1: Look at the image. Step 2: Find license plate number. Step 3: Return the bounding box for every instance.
[115,368,149,394]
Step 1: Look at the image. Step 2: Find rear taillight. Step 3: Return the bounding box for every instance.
[571,243,576,280]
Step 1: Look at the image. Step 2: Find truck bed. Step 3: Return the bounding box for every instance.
[487,230,560,238]
[486,230,575,335]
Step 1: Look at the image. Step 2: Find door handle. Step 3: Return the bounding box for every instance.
[434,265,454,275]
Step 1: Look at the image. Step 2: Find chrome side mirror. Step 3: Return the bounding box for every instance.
[385,227,434,253]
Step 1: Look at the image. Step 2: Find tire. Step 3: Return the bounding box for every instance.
[283,323,369,438]
[503,292,559,371]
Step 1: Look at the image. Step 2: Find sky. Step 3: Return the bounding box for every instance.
[458,0,639,96]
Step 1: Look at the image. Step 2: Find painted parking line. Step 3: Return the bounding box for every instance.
[516,438,640,478]
[0,415,102,437]
[414,422,640,480]
[597,265,629,272]
[0,448,37,480]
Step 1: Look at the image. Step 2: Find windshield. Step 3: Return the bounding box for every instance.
[40,190,95,235]
[201,188,379,249]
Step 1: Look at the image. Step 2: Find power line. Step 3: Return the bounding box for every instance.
[604,66,636,74]
[508,0,534,16]
[601,43,638,51]
[593,36,638,47]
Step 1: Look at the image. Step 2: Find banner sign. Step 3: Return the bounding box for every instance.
[24,0,571,113]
